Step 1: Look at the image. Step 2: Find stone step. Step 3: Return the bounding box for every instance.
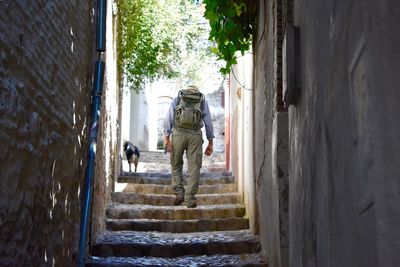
[118,172,234,185]
[138,151,225,162]
[111,192,241,206]
[87,253,268,266]
[125,151,227,174]
[118,177,233,185]
[91,230,261,258]
[106,203,246,220]
[120,183,238,195]
[131,162,227,174]
[106,217,249,233]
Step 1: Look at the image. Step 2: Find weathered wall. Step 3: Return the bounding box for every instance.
[0,1,95,266]
[228,66,243,200]
[289,1,400,266]
[253,0,289,266]
[229,51,257,232]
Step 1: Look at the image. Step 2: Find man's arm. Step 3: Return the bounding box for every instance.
[163,99,176,153]
[202,100,214,156]
[164,135,173,153]
[205,138,213,156]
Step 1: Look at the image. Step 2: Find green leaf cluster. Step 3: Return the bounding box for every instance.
[203,0,255,74]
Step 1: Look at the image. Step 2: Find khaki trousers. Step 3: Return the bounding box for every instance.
[170,128,203,201]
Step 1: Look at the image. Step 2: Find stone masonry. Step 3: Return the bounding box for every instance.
[0,1,95,266]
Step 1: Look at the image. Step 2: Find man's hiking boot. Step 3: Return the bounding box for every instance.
[186,202,197,208]
[185,196,197,208]
[173,195,184,206]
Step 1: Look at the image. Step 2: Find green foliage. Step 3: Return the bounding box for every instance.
[203,0,255,74]
[117,0,176,91]
[117,0,215,92]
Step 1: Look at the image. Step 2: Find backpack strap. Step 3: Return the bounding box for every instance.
[177,90,183,104]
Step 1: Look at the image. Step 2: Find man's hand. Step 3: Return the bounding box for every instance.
[164,135,173,153]
[205,139,213,156]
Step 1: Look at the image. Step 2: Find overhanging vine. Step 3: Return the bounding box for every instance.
[203,0,256,74]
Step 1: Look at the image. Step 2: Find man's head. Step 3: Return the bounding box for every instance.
[186,85,199,94]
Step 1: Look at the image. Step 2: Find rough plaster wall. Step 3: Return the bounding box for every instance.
[371,3,400,265]
[229,72,241,189]
[91,0,120,246]
[290,1,400,266]
[0,1,94,266]
[253,0,282,266]
[234,59,258,233]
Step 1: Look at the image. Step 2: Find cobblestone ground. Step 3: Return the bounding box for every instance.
[89,151,268,266]
[88,254,266,266]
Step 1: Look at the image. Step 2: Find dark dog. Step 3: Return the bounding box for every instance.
[123,141,140,172]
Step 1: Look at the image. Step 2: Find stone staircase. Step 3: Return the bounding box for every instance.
[87,151,268,266]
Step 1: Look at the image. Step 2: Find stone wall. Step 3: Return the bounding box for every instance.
[288,1,400,266]
[253,0,289,266]
[0,1,95,266]
[253,0,400,266]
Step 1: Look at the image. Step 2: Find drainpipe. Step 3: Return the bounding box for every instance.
[78,0,107,266]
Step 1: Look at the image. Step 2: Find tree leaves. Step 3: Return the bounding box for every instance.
[117,0,203,92]
[117,0,226,92]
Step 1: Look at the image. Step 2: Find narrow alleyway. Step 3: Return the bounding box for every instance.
[86,151,268,266]
[3,1,400,266]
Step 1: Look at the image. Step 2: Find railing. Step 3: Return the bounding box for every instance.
[77,0,107,266]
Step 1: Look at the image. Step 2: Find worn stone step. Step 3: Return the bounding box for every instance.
[124,151,227,173]
[111,192,241,206]
[118,172,234,185]
[91,230,261,258]
[131,162,227,174]
[120,183,237,195]
[138,151,225,162]
[106,217,249,232]
[107,203,246,220]
[87,253,268,266]
[121,171,233,179]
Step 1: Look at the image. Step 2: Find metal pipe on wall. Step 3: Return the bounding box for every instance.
[78,59,105,267]
[96,0,107,52]
[78,0,107,265]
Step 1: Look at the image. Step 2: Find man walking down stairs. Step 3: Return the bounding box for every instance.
[87,151,268,266]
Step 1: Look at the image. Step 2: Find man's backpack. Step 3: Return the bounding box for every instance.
[174,89,204,131]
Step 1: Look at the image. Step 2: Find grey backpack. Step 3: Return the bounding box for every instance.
[174,89,204,130]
